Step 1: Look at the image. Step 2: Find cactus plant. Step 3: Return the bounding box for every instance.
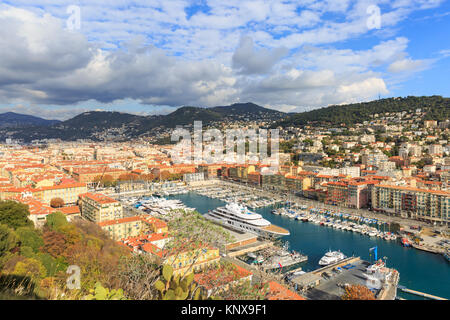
[154,265,207,300]
[84,282,126,300]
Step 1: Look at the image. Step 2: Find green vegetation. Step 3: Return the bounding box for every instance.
[277,96,450,127]
[0,201,33,229]
[0,203,129,300]
[155,264,206,300]
[0,203,280,301]
[84,282,126,300]
[3,103,285,142]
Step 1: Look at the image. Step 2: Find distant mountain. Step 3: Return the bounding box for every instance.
[135,103,285,132]
[0,112,60,128]
[211,102,285,120]
[276,96,450,127]
[57,111,144,130]
[0,103,286,142]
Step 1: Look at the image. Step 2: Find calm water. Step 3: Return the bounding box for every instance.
[170,192,450,300]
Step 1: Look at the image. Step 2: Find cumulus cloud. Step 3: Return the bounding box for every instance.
[388,58,432,73]
[0,1,445,115]
[232,37,288,75]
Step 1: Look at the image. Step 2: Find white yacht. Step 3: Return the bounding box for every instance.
[204,202,290,238]
[318,250,347,266]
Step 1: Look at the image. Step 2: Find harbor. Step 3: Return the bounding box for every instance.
[111,179,450,300]
[166,191,450,300]
[238,242,308,272]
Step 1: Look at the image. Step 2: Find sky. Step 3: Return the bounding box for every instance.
[0,0,449,120]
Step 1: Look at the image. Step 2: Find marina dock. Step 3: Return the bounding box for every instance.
[290,257,400,300]
[397,286,447,300]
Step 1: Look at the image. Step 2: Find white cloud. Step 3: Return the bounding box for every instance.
[0,1,445,115]
[388,58,432,73]
[232,37,288,75]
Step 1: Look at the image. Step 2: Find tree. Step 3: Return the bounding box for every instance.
[159,171,171,181]
[0,201,33,229]
[93,174,115,187]
[194,262,269,300]
[41,230,68,258]
[165,210,232,278]
[0,224,18,259]
[12,258,47,280]
[16,227,43,252]
[117,254,161,300]
[341,284,376,300]
[45,212,69,232]
[141,173,155,181]
[118,173,139,181]
[50,198,65,208]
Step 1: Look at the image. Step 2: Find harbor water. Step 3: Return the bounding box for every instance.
[169,192,450,300]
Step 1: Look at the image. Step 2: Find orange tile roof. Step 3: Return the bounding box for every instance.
[97,216,140,227]
[58,206,80,215]
[194,263,253,290]
[38,182,86,191]
[79,192,118,205]
[377,184,450,196]
[267,281,306,300]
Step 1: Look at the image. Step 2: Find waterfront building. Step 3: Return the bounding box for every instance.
[197,164,223,178]
[372,184,450,225]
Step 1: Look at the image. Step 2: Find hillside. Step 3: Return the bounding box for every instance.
[0,112,60,128]
[211,102,285,121]
[0,103,286,142]
[277,96,450,127]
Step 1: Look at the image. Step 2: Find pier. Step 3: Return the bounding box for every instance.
[397,286,447,300]
[290,257,400,300]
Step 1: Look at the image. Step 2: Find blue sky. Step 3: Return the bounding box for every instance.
[0,0,448,119]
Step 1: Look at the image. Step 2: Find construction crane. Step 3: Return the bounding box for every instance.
[94,166,108,191]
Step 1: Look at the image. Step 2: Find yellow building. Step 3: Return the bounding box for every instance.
[163,246,220,275]
[98,216,144,240]
[39,183,87,205]
[372,185,450,225]
[79,192,123,223]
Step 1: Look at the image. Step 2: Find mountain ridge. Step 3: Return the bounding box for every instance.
[0,112,61,128]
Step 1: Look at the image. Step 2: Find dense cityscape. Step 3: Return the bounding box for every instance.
[0,101,448,301]
[0,0,448,310]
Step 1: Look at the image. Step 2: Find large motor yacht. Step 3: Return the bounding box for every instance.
[318,250,346,266]
[204,202,289,238]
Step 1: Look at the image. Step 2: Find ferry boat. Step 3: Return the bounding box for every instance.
[318,250,347,266]
[204,202,290,238]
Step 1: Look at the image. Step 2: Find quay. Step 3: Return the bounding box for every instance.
[397,286,447,300]
[411,243,446,254]
[290,257,400,300]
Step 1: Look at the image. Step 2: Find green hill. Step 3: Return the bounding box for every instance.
[277,96,450,127]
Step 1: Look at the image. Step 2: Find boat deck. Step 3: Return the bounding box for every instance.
[262,224,290,235]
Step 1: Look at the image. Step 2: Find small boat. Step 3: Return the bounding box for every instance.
[401,238,412,247]
[443,251,450,263]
